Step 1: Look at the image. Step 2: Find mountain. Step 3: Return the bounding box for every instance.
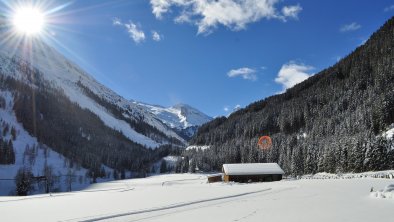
[0,40,186,147]
[184,17,394,175]
[0,34,188,194]
[136,102,212,140]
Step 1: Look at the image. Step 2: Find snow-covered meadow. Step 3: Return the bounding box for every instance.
[1,173,393,222]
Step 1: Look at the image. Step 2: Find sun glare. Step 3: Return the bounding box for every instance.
[12,6,46,36]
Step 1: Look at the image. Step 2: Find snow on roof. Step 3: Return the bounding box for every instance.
[222,163,284,176]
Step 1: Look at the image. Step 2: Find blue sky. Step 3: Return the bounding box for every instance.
[3,0,394,117]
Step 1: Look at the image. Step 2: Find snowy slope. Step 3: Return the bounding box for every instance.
[0,173,393,222]
[137,102,212,139]
[0,40,185,147]
[137,102,212,129]
[0,90,113,195]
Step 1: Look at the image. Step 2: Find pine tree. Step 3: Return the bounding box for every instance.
[10,127,16,140]
[113,169,119,180]
[348,140,365,173]
[120,169,126,179]
[291,146,304,176]
[364,138,388,171]
[15,167,34,196]
[64,168,76,192]
[160,160,167,174]
[8,140,15,164]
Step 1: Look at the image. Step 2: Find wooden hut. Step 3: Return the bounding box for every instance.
[222,163,284,183]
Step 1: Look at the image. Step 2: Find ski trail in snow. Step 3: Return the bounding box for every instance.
[124,186,299,222]
[233,210,258,222]
[161,176,205,186]
[0,186,134,203]
[64,188,273,222]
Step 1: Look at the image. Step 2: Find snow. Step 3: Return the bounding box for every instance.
[186,145,211,151]
[384,184,394,192]
[0,90,112,195]
[137,102,212,130]
[223,163,285,175]
[65,87,161,148]
[383,124,394,140]
[297,132,308,139]
[0,173,393,222]
[302,170,394,179]
[370,184,394,199]
[0,41,185,148]
[163,155,182,163]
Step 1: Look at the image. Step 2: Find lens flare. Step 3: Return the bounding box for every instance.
[13,6,45,36]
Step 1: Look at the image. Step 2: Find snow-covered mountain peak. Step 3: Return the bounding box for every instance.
[136,102,212,130]
[171,103,212,128]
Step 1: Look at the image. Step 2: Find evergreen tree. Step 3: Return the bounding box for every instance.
[10,127,16,140]
[64,168,76,192]
[15,167,34,196]
[364,138,388,171]
[120,169,126,179]
[0,139,15,164]
[160,160,167,174]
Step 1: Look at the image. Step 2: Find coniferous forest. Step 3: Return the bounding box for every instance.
[184,17,394,176]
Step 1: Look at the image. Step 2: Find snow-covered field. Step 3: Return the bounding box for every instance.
[1,173,393,222]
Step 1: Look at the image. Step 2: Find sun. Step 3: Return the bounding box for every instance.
[12,6,46,36]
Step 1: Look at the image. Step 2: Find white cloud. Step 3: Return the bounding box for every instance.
[152,30,162,41]
[384,5,394,12]
[282,5,302,19]
[340,22,361,32]
[224,106,229,112]
[227,67,257,81]
[125,23,145,43]
[113,18,146,44]
[150,0,303,34]
[113,17,122,26]
[275,62,314,90]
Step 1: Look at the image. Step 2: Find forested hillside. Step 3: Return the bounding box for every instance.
[186,17,394,175]
[0,30,187,189]
[0,59,180,181]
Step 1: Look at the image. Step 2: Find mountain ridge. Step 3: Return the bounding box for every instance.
[185,16,394,175]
